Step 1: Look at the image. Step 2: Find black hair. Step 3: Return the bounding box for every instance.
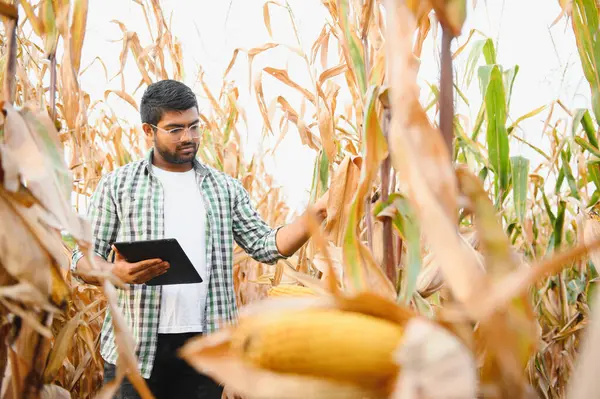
[140,79,198,126]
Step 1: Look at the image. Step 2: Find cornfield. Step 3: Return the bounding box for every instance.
[1,0,600,398]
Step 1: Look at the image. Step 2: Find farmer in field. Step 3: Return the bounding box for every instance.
[71,79,329,398]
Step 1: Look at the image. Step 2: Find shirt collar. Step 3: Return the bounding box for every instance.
[143,147,208,177]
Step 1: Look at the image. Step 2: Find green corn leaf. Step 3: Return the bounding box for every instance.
[573,108,599,148]
[393,196,422,305]
[588,161,600,192]
[424,83,440,112]
[318,149,329,196]
[455,118,488,166]
[572,0,600,125]
[560,150,581,199]
[542,190,556,225]
[478,65,494,96]
[483,65,511,203]
[373,193,422,304]
[471,103,486,141]
[547,199,566,254]
[223,109,236,144]
[587,189,600,208]
[511,156,529,224]
[413,291,435,318]
[454,82,470,106]
[575,136,600,158]
[503,65,519,109]
[339,0,366,96]
[308,149,321,204]
[479,166,489,182]
[555,167,565,194]
[463,39,487,86]
[507,105,548,134]
[343,85,388,292]
[483,38,497,65]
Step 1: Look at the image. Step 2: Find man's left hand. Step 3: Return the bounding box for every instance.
[312,189,329,224]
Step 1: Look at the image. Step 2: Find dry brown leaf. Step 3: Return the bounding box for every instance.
[359,0,376,39]
[2,105,46,188]
[324,155,361,244]
[0,283,59,313]
[310,25,328,64]
[0,298,52,338]
[430,0,466,37]
[225,43,281,90]
[40,384,72,399]
[254,71,274,135]
[281,263,332,295]
[413,14,431,58]
[104,90,139,111]
[263,67,316,104]
[0,191,52,297]
[198,68,226,120]
[43,313,82,383]
[354,244,398,300]
[19,2,43,35]
[276,96,318,150]
[318,64,348,87]
[70,0,89,74]
[317,104,336,161]
[224,141,239,177]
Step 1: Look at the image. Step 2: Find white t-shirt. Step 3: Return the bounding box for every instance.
[151,166,208,334]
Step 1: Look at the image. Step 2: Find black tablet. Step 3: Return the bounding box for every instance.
[113,238,203,286]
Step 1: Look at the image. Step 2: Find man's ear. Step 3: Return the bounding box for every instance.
[142,124,154,149]
[142,123,156,149]
[142,123,154,138]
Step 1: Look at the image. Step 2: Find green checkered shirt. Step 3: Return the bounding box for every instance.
[71,149,286,378]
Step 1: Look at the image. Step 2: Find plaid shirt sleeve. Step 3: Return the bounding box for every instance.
[231,179,288,265]
[71,174,120,273]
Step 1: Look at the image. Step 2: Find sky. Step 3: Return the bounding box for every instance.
[75,0,589,216]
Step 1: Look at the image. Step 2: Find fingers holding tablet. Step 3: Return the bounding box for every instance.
[111,239,202,285]
[111,245,171,284]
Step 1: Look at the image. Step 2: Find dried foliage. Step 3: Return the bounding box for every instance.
[2,0,600,398]
[0,0,289,398]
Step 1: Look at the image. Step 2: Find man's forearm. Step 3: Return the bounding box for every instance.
[74,253,112,286]
[275,208,325,257]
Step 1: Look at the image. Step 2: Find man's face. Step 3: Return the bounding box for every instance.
[151,108,201,165]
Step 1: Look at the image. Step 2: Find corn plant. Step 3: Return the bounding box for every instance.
[3,0,600,398]
[178,0,600,398]
[0,1,291,398]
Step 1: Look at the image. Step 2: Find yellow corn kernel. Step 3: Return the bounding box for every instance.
[230,309,404,387]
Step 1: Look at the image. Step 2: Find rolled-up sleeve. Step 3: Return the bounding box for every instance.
[231,179,288,265]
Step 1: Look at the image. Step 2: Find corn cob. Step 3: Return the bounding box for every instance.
[267,284,317,297]
[230,308,404,387]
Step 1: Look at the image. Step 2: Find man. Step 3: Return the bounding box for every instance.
[71,79,329,398]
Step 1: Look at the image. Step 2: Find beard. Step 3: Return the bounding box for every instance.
[154,138,199,165]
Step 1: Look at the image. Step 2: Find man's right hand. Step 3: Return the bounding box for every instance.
[111,245,170,284]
